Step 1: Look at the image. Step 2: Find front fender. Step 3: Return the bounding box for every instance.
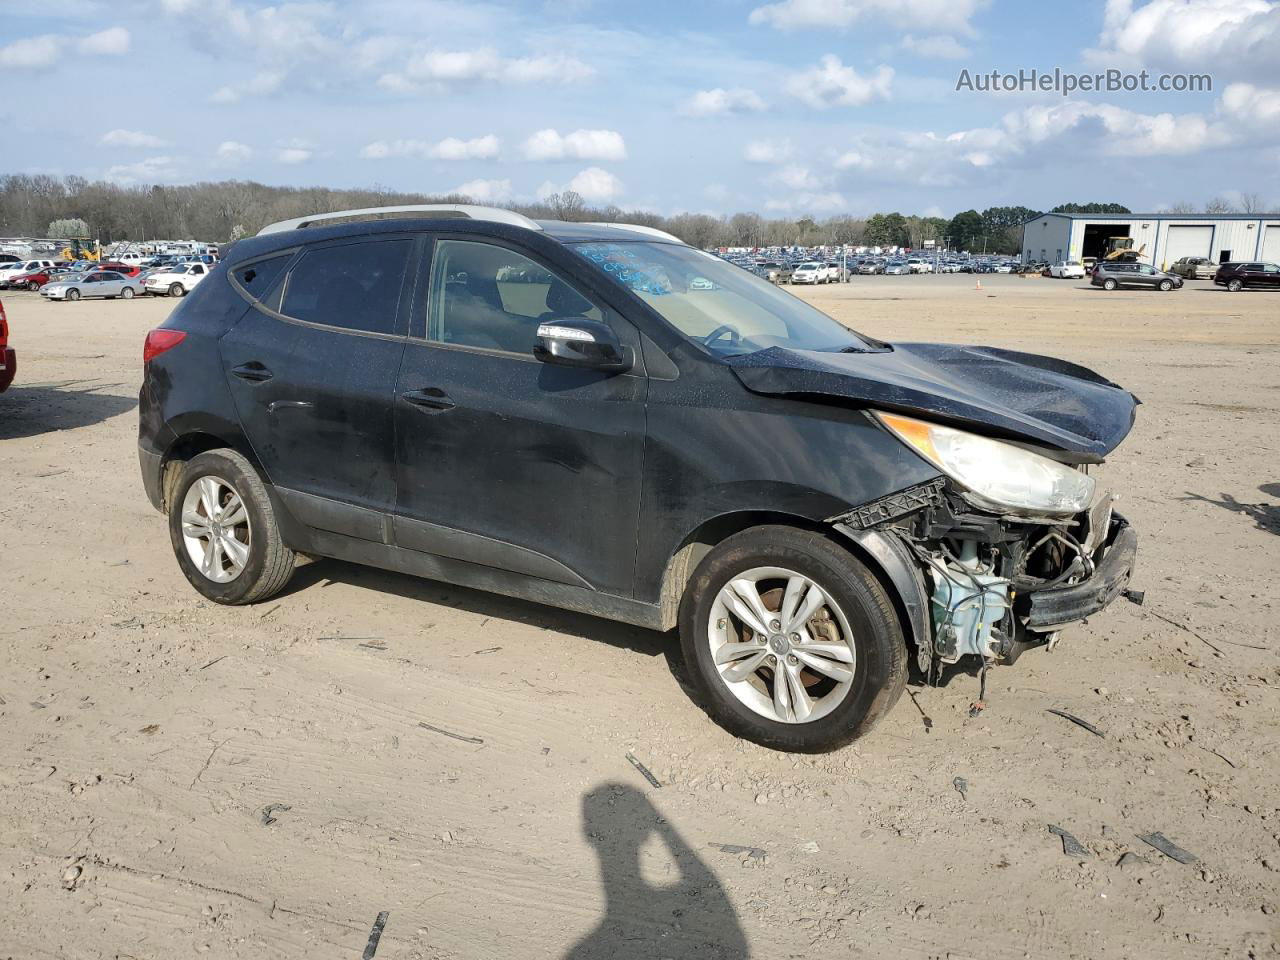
[833,523,932,673]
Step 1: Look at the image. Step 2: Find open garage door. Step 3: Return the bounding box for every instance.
[1262,224,1280,263]
[1162,225,1213,267]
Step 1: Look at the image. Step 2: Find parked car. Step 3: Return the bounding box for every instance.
[6,266,60,291]
[0,298,13,392]
[883,260,909,275]
[790,261,827,284]
[41,271,144,301]
[759,261,793,284]
[93,261,143,278]
[144,261,211,297]
[137,204,1140,752]
[0,259,57,288]
[857,260,883,275]
[1212,261,1280,291]
[1049,260,1086,279]
[1091,262,1183,291]
[1169,256,1217,280]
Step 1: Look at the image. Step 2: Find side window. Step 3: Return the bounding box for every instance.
[427,239,601,354]
[233,254,291,301]
[280,239,411,335]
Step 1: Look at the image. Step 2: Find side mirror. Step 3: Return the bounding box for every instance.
[534,317,632,373]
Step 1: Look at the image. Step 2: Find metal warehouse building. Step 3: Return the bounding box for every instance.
[1021,211,1280,269]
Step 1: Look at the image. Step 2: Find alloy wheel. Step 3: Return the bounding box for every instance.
[707,566,856,724]
[181,475,252,583]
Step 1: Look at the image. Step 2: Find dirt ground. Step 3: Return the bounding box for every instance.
[2,274,1278,959]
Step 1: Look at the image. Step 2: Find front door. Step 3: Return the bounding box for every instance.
[220,236,419,537]
[393,237,646,596]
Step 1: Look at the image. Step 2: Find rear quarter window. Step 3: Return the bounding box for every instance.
[280,239,411,336]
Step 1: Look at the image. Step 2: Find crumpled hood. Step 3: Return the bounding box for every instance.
[726,342,1139,460]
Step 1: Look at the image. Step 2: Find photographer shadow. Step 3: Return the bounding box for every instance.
[567,783,749,959]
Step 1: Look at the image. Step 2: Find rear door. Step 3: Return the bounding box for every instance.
[220,235,420,538]
[392,236,646,595]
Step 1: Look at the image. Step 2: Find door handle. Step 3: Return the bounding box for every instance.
[232,362,273,382]
[267,399,313,414]
[401,387,456,412]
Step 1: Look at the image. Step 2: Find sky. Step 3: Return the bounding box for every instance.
[2,0,1278,219]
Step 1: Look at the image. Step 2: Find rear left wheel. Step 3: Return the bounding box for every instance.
[679,526,907,752]
[168,449,295,605]
[122,287,134,299]
[169,282,185,297]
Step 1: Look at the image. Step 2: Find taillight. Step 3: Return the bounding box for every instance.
[144,329,186,363]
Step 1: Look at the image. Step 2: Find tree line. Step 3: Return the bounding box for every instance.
[2,172,1261,254]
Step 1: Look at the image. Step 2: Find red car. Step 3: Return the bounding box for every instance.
[7,267,60,291]
[94,262,142,278]
[0,299,14,392]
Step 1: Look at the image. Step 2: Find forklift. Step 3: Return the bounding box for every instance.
[60,237,100,262]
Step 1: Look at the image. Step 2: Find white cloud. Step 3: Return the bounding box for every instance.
[520,129,627,161]
[105,156,180,185]
[100,129,170,149]
[765,192,848,213]
[570,167,622,201]
[776,165,825,190]
[77,26,130,55]
[827,92,1265,189]
[744,139,793,163]
[1090,0,1279,82]
[681,87,767,116]
[452,178,513,202]
[901,34,970,58]
[0,35,62,68]
[543,167,624,202]
[749,0,987,34]
[2,27,132,68]
[210,70,284,104]
[783,56,893,109]
[1221,82,1280,126]
[275,144,312,165]
[216,141,253,164]
[393,48,595,91]
[359,135,500,160]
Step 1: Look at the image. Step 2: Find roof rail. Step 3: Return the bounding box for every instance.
[257,204,543,236]
[585,222,685,244]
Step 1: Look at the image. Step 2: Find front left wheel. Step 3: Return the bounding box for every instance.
[679,525,907,752]
[168,449,295,605]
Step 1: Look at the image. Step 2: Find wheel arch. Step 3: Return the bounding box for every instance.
[157,427,263,512]
[657,510,926,663]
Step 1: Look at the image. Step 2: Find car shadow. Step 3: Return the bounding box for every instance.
[280,556,685,666]
[1181,488,1280,536]
[0,379,138,440]
[565,783,748,959]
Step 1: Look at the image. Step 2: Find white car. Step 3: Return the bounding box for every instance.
[790,262,827,284]
[144,261,211,297]
[0,259,57,288]
[1050,260,1085,279]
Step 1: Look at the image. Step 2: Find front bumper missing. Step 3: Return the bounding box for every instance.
[1023,517,1136,629]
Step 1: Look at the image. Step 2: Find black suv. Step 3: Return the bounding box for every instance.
[1213,261,1280,291]
[139,204,1139,751]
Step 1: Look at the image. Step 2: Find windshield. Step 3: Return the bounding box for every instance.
[572,241,879,356]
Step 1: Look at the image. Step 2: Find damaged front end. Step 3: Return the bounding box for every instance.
[830,416,1139,678]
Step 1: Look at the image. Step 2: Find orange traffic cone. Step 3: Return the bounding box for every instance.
[975,278,983,290]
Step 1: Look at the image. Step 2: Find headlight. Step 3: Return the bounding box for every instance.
[876,411,1095,516]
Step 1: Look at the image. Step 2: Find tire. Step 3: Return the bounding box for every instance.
[1103,278,1117,291]
[169,282,185,297]
[168,448,295,605]
[678,525,907,752]
[27,280,40,291]
[67,288,80,301]
[1227,278,1243,292]
[122,287,134,299]
[1159,279,1172,291]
